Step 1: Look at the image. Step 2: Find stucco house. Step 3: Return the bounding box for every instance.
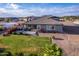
[26,17,63,32]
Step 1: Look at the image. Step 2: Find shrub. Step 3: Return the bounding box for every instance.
[6,51,12,56]
[42,44,63,56]
[0,44,63,56]
[15,52,24,56]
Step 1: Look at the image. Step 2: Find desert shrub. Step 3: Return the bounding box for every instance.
[0,48,12,56]
[41,44,63,56]
[12,32,16,34]
[15,52,24,56]
[6,51,12,56]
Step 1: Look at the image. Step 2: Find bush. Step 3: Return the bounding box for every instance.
[15,52,24,56]
[0,48,12,56]
[12,32,16,35]
[41,44,63,56]
[0,44,63,56]
[6,51,12,56]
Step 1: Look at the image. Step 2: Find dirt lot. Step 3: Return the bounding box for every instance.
[53,33,79,56]
[39,32,79,56]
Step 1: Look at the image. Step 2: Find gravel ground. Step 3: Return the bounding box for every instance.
[39,32,79,56]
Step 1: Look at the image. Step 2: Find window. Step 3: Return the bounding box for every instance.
[33,25,37,29]
[52,26,54,29]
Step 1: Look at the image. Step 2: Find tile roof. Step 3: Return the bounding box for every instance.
[26,17,62,25]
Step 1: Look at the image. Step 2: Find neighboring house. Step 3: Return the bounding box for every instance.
[18,16,36,22]
[3,22,18,28]
[73,20,79,24]
[0,21,25,29]
[26,17,63,32]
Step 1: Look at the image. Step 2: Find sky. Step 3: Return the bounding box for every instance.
[0,3,79,17]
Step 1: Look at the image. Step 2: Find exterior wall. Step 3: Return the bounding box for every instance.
[37,25,41,29]
[27,24,63,32]
[54,25,63,32]
[37,25,53,30]
[45,25,53,31]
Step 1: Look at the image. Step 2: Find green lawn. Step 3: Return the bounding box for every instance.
[0,35,62,56]
[0,26,3,30]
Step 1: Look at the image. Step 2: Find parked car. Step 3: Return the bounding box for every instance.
[13,30,39,36]
[22,31,38,36]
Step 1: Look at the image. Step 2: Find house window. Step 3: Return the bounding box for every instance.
[33,25,37,29]
[52,26,54,29]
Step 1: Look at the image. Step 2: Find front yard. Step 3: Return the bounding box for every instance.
[0,35,62,56]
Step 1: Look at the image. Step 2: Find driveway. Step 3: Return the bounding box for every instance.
[39,32,79,56]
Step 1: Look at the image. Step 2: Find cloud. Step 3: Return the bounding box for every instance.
[6,3,20,9]
[0,3,22,17]
[23,5,79,16]
[0,4,79,17]
[0,8,7,13]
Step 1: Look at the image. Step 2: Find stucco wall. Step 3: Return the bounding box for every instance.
[37,24,63,32]
[28,24,63,32]
[54,25,63,32]
[37,25,52,30]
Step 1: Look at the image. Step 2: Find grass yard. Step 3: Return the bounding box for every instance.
[0,35,62,56]
[0,26,3,30]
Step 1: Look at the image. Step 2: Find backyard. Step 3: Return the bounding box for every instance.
[0,35,62,56]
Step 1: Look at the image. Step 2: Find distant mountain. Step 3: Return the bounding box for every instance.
[59,16,79,22]
[0,15,60,22]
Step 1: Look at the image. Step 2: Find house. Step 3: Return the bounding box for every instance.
[26,17,63,32]
[2,22,18,29]
[0,21,26,29]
